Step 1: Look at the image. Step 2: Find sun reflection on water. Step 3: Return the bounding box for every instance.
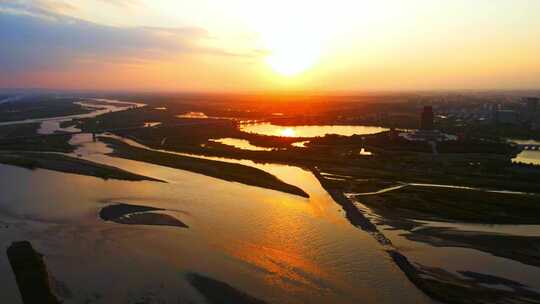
[280,128,296,137]
[241,123,389,138]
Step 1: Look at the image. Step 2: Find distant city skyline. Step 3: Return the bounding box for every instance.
[1,0,539,92]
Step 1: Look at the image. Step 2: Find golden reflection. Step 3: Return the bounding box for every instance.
[280,128,296,137]
[226,236,326,293]
[210,188,328,292]
[209,138,273,152]
[240,123,389,138]
[216,191,354,297]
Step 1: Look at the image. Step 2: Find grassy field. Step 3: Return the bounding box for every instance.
[0,123,41,138]
[357,186,540,224]
[0,135,75,153]
[0,123,76,153]
[317,148,540,194]
[0,97,91,122]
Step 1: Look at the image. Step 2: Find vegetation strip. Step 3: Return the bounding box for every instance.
[357,186,540,224]
[101,137,309,198]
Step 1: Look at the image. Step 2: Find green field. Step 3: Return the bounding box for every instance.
[357,186,540,224]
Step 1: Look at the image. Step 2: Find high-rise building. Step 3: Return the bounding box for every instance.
[527,97,539,111]
[526,97,539,114]
[399,106,457,142]
[496,110,519,125]
[523,97,539,125]
[490,104,500,123]
[420,106,434,130]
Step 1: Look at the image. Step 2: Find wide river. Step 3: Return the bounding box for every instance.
[2,101,539,303]
[0,101,433,303]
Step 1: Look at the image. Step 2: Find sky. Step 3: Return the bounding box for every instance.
[1,0,539,92]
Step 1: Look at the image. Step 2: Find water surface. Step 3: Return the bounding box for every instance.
[0,134,432,303]
[351,199,540,292]
[513,150,540,165]
[509,139,540,165]
[209,138,274,151]
[3,100,534,303]
[240,123,388,138]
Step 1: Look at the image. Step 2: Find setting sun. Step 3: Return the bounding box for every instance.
[246,1,329,76]
[266,49,319,76]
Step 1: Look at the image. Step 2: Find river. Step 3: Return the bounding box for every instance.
[0,100,433,303]
[2,99,539,303]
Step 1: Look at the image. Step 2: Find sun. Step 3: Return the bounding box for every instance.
[245,1,327,76]
[266,47,319,76]
[262,27,322,76]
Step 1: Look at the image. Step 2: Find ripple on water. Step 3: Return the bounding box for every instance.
[0,148,431,303]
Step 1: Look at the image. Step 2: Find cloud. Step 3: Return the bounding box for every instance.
[95,0,141,7]
[0,0,135,17]
[0,1,256,75]
[0,0,71,19]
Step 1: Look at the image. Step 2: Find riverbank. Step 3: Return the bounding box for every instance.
[404,227,540,267]
[313,167,540,304]
[0,151,164,182]
[344,178,540,269]
[356,186,540,224]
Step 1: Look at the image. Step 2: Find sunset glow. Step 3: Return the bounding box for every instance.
[1,1,539,91]
[249,1,328,76]
[280,128,297,137]
[1,1,540,303]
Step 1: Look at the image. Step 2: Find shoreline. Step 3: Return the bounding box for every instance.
[312,167,540,304]
[0,151,165,183]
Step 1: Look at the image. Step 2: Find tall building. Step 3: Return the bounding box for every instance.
[526,97,539,114]
[399,105,457,142]
[524,97,540,128]
[496,110,519,125]
[490,103,500,123]
[420,106,434,130]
